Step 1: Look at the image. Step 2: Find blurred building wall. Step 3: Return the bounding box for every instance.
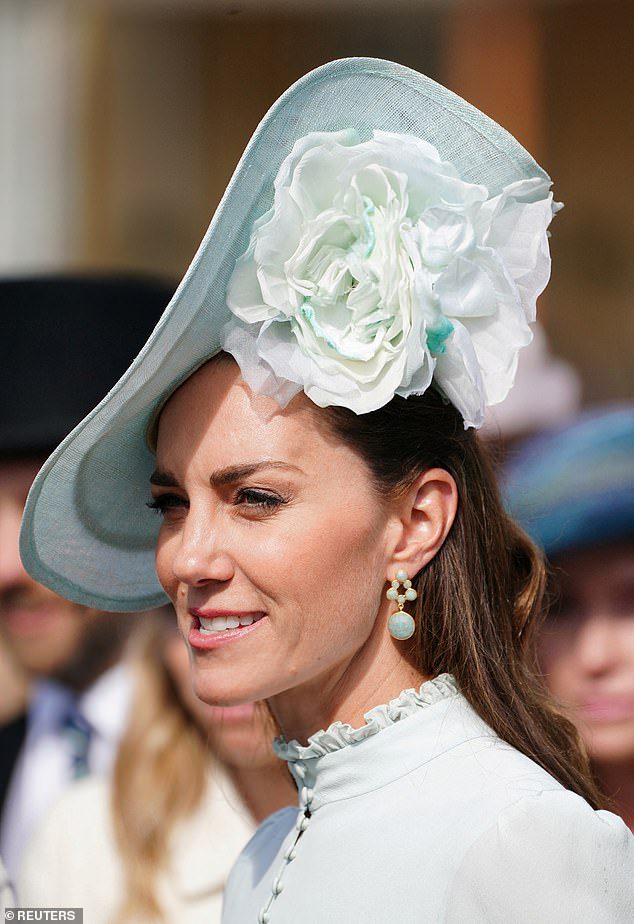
[542,0,633,403]
[1,0,631,404]
[78,7,440,277]
[0,1,85,271]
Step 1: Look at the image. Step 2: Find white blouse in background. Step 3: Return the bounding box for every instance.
[222,674,634,923]
[0,660,132,880]
[18,764,254,924]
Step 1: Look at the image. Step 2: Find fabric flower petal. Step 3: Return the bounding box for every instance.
[226,236,280,323]
[223,129,558,425]
[432,320,485,428]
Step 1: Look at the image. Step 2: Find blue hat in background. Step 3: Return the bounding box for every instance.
[503,406,634,558]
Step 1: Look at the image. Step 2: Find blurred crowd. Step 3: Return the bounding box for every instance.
[0,279,296,921]
[1,276,633,921]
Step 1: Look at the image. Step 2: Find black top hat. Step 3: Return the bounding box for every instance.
[0,274,174,456]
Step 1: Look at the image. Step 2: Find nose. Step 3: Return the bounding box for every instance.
[573,614,620,677]
[0,499,29,590]
[170,512,235,589]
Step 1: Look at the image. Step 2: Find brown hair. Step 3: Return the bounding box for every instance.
[111,614,211,923]
[321,387,604,808]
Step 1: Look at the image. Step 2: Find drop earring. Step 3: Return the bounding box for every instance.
[386,569,417,640]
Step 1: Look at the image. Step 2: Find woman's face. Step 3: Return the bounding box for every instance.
[153,358,393,709]
[538,540,634,766]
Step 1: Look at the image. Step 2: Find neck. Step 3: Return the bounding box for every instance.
[594,760,634,831]
[268,611,429,745]
[227,760,297,823]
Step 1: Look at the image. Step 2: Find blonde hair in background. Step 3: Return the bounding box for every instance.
[110,611,210,923]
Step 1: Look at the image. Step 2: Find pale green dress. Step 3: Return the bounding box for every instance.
[222,673,634,923]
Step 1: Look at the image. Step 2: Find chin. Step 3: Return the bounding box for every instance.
[190,642,299,706]
[192,668,267,708]
[585,727,634,766]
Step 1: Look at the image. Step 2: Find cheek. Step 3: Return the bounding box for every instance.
[538,629,567,664]
[255,502,387,643]
[616,621,634,666]
[538,627,577,684]
[155,529,178,600]
[286,486,384,571]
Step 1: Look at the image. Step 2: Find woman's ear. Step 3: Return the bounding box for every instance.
[387,468,458,579]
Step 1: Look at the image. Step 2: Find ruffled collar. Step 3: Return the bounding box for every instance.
[273,672,458,762]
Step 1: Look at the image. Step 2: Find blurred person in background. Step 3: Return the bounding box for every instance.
[0,623,29,726]
[0,633,28,903]
[0,859,15,920]
[504,406,634,830]
[0,276,172,880]
[18,609,296,923]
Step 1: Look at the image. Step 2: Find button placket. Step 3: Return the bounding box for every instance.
[257,759,315,923]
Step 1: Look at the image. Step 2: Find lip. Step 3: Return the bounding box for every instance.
[190,608,262,620]
[188,609,267,651]
[579,695,634,723]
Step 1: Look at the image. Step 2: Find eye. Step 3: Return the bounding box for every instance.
[234,487,287,512]
[146,493,188,516]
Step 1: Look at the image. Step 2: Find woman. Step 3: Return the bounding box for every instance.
[18,609,295,922]
[504,407,634,832]
[20,59,634,922]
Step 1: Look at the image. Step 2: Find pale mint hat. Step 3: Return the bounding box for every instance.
[20,57,557,612]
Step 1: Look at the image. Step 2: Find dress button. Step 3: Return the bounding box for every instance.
[258,911,270,923]
[284,844,297,861]
[272,875,284,895]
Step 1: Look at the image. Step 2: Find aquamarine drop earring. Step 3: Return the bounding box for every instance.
[386,569,418,640]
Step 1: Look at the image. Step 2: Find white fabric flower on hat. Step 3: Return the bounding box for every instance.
[223,129,559,426]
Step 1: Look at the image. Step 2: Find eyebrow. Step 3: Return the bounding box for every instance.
[149,460,304,488]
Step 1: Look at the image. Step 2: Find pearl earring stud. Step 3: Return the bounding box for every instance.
[386,570,417,640]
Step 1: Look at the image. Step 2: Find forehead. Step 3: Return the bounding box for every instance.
[155,357,344,472]
[554,540,634,583]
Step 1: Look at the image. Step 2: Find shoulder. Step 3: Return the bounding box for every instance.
[168,771,256,895]
[230,805,296,869]
[222,806,296,920]
[445,788,634,923]
[33,774,111,833]
[18,776,114,898]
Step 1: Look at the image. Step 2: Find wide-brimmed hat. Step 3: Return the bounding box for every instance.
[20,57,556,612]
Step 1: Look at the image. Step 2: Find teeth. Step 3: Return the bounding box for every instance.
[198,614,259,634]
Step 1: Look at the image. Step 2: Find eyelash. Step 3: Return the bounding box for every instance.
[146,488,287,516]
